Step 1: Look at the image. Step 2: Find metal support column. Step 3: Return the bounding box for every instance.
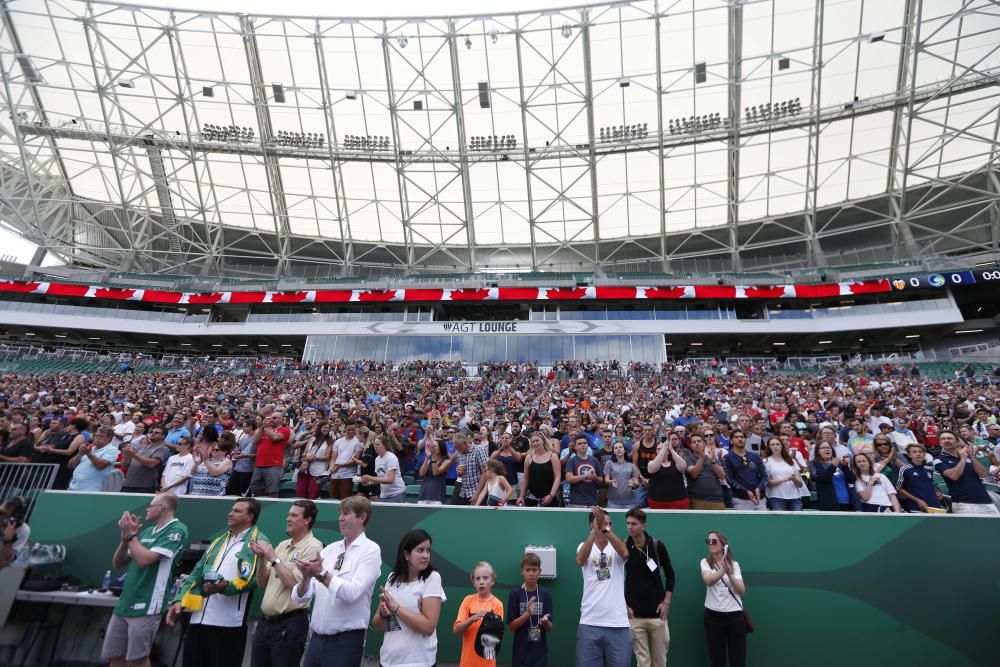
[654,1,669,272]
[726,1,744,272]
[448,19,478,272]
[581,8,601,269]
[803,0,827,267]
[381,26,415,271]
[514,17,539,271]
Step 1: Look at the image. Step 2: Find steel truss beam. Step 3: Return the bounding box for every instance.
[726,0,743,272]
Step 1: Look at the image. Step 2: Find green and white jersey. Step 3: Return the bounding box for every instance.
[114,519,189,617]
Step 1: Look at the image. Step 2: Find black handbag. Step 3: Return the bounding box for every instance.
[721,571,754,634]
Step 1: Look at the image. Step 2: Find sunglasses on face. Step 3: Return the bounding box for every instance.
[705,538,720,545]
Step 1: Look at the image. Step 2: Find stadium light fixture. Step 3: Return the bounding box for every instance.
[54,334,67,338]
[398,34,409,48]
[488,27,498,43]
[905,334,920,339]
[690,342,703,346]
[465,35,473,49]
[24,332,35,336]
[818,340,832,344]
[618,77,631,87]
[345,90,358,100]
[561,23,572,39]
[118,79,136,88]
[772,342,786,346]
[868,31,886,43]
[272,84,285,103]
[212,344,223,347]
[694,62,707,84]
[955,329,983,334]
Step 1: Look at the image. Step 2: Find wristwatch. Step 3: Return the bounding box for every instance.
[270,558,281,567]
[319,570,329,582]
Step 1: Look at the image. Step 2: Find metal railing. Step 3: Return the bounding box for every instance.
[0,463,59,520]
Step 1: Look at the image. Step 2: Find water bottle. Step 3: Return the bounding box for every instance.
[101,569,112,592]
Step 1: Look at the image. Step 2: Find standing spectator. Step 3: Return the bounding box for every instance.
[417,436,454,505]
[296,421,332,500]
[452,561,504,667]
[249,414,290,498]
[645,434,689,510]
[852,453,901,513]
[362,436,407,503]
[517,434,561,508]
[164,414,192,447]
[701,531,747,667]
[101,493,189,667]
[32,418,76,489]
[564,436,602,508]
[475,460,514,506]
[189,441,234,496]
[507,552,553,667]
[895,444,943,513]
[575,507,631,667]
[762,437,805,511]
[159,437,195,495]
[112,412,140,448]
[228,420,257,496]
[372,529,446,667]
[811,441,858,511]
[933,430,998,514]
[328,422,363,500]
[721,431,767,511]
[121,425,170,494]
[0,423,34,464]
[167,498,267,667]
[604,442,640,510]
[68,426,118,491]
[248,500,323,667]
[630,424,659,508]
[452,432,489,506]
[683,434,727,510]
[624,509,674,667]
[293,496,382,667]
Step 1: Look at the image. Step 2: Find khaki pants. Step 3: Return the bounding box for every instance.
[629,616,669,667]
[689,499,726,511]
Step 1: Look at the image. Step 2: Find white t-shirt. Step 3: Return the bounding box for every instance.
[379,571,447,667]
[764,457,802,500]
[855,474,896,507]
[331,436,362,479]
[112,420,136,447]
[578,541,629,628]
[304,440,330,477]
[162,453,195,495]
[701,559,743,612]
[376,452,406,498]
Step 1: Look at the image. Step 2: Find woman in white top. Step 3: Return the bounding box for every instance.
[701,530,748,667]
[363,437,407,503]
[852,452,902,513]
[372,529,446,667]
[763,437,805,511]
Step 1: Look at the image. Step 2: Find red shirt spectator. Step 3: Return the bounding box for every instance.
[256,422,290,468]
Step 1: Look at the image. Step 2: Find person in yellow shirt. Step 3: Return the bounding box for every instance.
[453,562,504,667]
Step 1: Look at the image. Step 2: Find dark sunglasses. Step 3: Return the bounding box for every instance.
[705,538,720,545]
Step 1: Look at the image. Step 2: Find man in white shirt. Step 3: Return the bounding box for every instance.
[167,498,266,667]
[293,496,381,667]
[160,439,195,495]
[112,412,140,448]
[575,507,631,667]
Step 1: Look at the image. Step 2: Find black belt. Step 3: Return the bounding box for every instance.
[705,608,743,616]
[261,609,308,622]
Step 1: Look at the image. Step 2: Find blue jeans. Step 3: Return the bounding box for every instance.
[634,485,649,508]
[302,629,365,667]
[251,611,309,667]
[576,624,632,667]
[380,491,407,503]
[766,497,803,511]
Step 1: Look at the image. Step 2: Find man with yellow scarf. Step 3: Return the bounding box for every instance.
[166,497,268,667]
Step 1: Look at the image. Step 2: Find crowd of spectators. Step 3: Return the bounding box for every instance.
[0,357,998,514]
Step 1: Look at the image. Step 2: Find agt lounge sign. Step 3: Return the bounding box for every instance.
[441,321,519,334]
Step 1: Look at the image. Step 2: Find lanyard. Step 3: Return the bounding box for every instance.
[521,586,538,630]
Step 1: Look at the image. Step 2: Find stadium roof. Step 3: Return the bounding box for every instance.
[1,0,999,280]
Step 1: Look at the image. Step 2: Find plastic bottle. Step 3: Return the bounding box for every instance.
[101,569,112,592]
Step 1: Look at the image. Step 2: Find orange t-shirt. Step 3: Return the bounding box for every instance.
[454,593,505,667]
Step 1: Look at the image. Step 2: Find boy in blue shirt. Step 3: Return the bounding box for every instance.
[508,552,553,667]
[895,444,943,512]
[565,437,602,507]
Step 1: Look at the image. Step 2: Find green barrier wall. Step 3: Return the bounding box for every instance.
[27,491,998,667]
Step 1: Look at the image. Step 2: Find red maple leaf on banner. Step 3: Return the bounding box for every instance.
[644,286,688,299]
[0,281,41,293]
[93,288,136,300]
[270,292,308,303]
[846,280,891,295]
[187,293,226,304]
[450,289,492,301]
[357,290,398,302]
[545,287,589,300]
[743,286,788,299]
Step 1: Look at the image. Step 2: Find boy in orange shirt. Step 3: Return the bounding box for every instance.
[453,561,505,667]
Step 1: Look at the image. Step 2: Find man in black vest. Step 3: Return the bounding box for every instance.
[624,509,675,667]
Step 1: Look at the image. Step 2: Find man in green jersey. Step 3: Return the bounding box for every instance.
[101,493,189,667]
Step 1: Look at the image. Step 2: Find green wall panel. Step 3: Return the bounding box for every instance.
[27,492,998,666]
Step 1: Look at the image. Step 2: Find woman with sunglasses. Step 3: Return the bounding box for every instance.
[188,439,234,496]
[701,531,747,667]
[871,434,905,488]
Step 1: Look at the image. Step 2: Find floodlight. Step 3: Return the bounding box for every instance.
[398,34,409,48]
[561,23,572,39]
[118,79,136,88]
[618,77,630,87]
[868,31,886,43]
[345,90,357,100]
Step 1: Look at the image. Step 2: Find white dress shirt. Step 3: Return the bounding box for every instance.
[291,531,382,635]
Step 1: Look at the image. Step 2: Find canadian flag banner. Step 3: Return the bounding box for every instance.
[0,277,897,306]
